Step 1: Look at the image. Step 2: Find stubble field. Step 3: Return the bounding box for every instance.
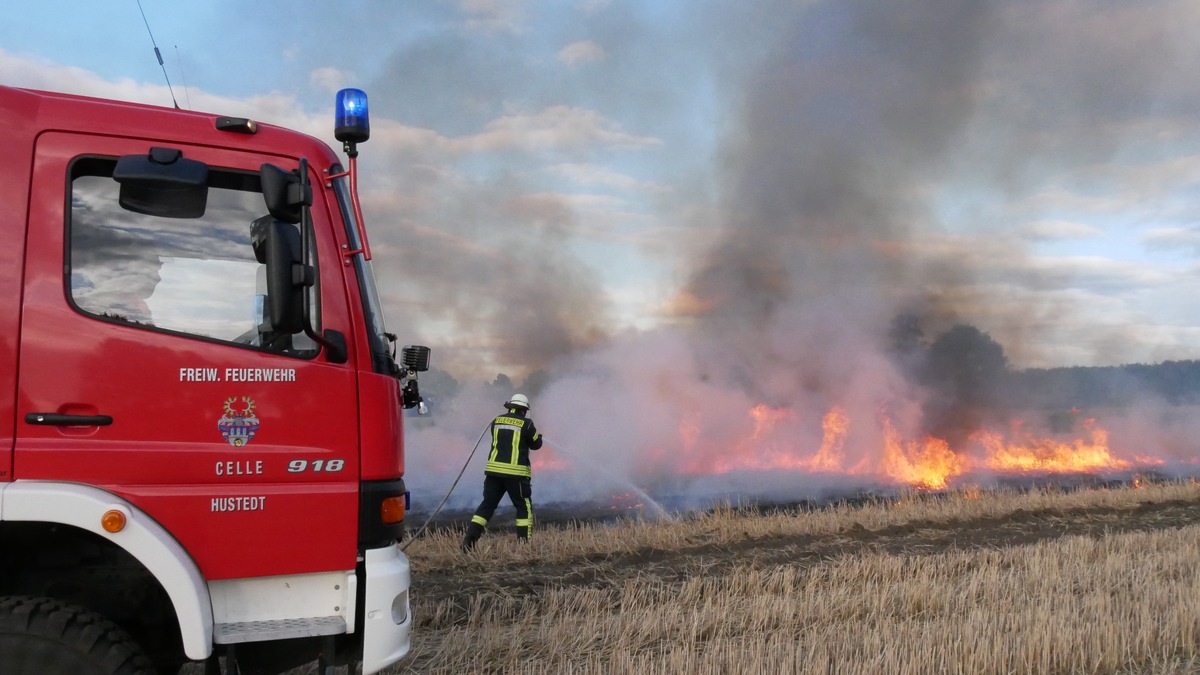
[392,481,1200,674]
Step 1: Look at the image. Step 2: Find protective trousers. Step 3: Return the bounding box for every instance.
[462,474,533,550]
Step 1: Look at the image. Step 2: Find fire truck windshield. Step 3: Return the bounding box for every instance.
[330,170,395,375]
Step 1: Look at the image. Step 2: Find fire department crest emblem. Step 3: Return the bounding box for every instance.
[217,396,260,447]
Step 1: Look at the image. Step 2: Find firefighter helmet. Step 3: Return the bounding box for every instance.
[506,393,530,410]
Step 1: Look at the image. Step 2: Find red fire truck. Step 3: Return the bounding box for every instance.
[0,84,429,674]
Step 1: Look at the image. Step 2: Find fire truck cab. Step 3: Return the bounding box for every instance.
[0,85,427,674]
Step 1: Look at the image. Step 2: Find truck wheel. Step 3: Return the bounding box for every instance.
[0,596,157,675]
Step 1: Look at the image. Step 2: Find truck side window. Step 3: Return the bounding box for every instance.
[67,158,317,357]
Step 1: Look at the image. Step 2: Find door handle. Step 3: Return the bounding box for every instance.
[25,413,113,426]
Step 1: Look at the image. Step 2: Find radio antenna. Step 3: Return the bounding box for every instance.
[135,0,180,109]
[175,45,191,110]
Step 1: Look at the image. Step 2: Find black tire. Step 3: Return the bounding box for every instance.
[0,595,157,675]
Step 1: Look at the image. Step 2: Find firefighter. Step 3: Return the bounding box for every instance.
[462,393,544,551]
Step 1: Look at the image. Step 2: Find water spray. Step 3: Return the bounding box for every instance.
[544,440,675,521]
[401,431,677,551]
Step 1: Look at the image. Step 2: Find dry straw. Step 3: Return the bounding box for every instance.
[396,482,1200,674]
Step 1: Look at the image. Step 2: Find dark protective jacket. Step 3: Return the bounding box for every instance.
[485,408,543,477]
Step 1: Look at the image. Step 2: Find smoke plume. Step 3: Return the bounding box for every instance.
[391,0,1200,513]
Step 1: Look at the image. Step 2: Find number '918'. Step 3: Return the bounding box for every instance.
[287,459,345,473]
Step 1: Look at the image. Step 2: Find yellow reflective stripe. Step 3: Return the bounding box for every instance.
[517,498,533,539]
[484,463,531,477]
[487,413,532,475]
[490,419,525,471]
[517,498,533,527]
[471,515,488,526]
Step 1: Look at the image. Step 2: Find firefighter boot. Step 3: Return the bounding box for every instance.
[462,520,485,552]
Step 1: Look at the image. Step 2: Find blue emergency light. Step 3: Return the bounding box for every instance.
[335,88,370,145]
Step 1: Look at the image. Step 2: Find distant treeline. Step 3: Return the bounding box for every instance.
[1004,361,1200,409]
[890,318,1200,409]
[887,320,1200,442]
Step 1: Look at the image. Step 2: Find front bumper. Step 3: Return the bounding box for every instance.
[360,543,412,674]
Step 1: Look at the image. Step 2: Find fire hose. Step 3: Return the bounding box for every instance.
[399,424,490,552]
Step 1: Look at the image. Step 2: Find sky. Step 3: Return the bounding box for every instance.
[8,0,1200,507]
[4,0,1200,381]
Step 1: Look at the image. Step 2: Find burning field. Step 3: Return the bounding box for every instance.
[407,339,1200,522]
[531,398,1184,506]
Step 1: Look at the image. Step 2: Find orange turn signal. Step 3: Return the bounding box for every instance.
[101,509,127,533]
[381,496,406,525]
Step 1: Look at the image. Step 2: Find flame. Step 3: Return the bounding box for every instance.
[880,416,965,490]
[976,418,1130,474]
[532,445,571,472]
[700,404,818,474]
[808,406,849,472]
[608,492,646,511]
[749,403,790,440]
[667,401,1159,491]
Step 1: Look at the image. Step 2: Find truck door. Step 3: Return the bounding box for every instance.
[0,220,19,483]
[15,133,362,580]
[0,176,21,483]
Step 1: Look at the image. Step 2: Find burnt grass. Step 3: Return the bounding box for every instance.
[409,492,1200,625]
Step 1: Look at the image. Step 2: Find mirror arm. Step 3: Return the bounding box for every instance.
[302,325,346,363]
[293,158,346,363]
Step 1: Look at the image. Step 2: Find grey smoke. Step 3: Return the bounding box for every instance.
[387,0,1200,511]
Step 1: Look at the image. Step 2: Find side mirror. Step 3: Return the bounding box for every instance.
[250,216,313,334]
[113,147,208,218]
[260,163,311,224]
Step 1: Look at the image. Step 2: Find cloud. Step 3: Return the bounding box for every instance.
[545,162,664,194]
[955,0,1200,190]
[458,0,526,33]
[310,66,357,93]
[558,40,606,66]
[468,106,661,152]
[367,107,660,160]
[1019,220,1105,241]
[578,0,611,16]
[1144,227,1200,255]
[1,48,169,107]
[0,48,326,140]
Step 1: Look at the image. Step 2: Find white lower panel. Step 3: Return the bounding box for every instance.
[208,570,355,632]
[360,544,412,675]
